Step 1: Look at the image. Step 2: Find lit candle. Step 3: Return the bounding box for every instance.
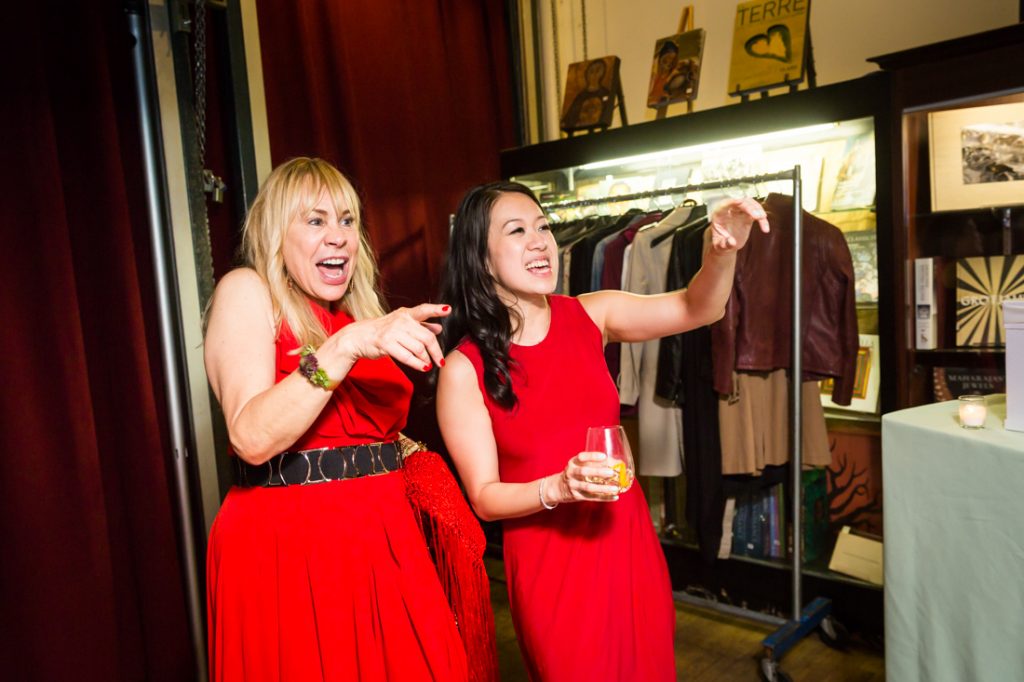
[958,395,987,429]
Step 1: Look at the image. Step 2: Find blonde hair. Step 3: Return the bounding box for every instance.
[241,157,386,347]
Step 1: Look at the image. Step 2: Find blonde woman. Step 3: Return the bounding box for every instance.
[203,157,469,681]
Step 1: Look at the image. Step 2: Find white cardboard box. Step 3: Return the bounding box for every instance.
[1005,301,1024,432]
[828,525,883,585]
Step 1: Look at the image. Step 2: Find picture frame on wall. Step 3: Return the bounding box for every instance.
[928,101,1024,212]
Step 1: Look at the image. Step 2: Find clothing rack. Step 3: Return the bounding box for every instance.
[540,171,787,213]
[544,167,837,682]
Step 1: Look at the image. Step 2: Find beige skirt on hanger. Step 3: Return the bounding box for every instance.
[718,369,832,476]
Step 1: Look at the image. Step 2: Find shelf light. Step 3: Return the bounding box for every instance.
[578,122,840,171]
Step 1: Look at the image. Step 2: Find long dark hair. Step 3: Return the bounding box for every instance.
[439,181,544,410]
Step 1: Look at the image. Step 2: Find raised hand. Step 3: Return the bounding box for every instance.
[324,303,451,373]
[708,197,770,253]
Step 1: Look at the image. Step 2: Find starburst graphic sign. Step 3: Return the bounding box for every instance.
[956,255,1024,346]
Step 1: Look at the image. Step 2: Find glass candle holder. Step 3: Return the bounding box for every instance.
[958,395,987,429]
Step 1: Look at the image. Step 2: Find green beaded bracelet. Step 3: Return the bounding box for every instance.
[298,345,338,390]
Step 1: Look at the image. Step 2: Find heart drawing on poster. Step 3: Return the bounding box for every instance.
[744,24,792,62]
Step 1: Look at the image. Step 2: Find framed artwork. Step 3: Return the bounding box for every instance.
[820,334,880,414]
[646,30,706,109]
[560,56,622,132]
[829,132,876,210]
[843,230,879,304]
[727,0,811,96]
[815,209,879,303]
[955,255,1024,346]
[928,101,1024,211]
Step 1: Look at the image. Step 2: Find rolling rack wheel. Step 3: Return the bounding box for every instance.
[818,614,850,650]
[758,655,793,682]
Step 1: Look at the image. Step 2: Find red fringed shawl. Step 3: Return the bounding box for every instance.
[403,450,499,682]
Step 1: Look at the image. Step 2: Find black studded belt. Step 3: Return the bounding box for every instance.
[235,441,403,487]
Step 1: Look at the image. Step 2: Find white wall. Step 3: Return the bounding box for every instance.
[536,0,1019,141]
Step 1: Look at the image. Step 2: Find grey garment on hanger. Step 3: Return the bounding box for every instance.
[618,204,694,477]
[591,213,651,292]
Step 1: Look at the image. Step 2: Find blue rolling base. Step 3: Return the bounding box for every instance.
[762,596,832,661]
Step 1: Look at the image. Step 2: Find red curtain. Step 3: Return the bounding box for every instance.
[255,0,518,307]
[0,2,194,679]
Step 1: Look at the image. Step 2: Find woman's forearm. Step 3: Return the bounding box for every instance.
[227,355,358,463]
[678,238,737,326]
[469,476,562,522]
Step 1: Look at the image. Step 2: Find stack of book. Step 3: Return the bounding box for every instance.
[721,469,830,563]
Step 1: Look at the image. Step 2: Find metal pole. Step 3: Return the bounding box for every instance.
[126,4,208,679]
[790,165,803,621]
[529,0,547,142]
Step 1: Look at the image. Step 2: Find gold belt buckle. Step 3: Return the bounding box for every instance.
[397,433,426,460]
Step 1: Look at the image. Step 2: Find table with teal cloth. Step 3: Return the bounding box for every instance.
[882,395,1024,682]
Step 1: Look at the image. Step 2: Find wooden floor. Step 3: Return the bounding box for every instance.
[487,557,884,681]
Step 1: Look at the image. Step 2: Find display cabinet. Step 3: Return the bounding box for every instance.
[499,74,893,635]
[870,23,1024,410]
[504,75,894,418]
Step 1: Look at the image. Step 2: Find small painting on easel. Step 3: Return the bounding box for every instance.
[647,30,706,109]
[560,56,623,133]
[727,0,811,97]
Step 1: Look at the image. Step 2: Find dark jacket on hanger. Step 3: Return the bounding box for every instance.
[568,210,641,296]
[654,210,710,405]
[711,193,859,405]
[668,219,727,564]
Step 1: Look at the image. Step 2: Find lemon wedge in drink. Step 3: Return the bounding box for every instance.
[611,461,630,490]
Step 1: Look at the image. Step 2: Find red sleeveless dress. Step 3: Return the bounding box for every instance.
[459,295,676,681]
[206,306,468,681]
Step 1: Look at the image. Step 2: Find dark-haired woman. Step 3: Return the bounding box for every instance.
[436,182,768,680]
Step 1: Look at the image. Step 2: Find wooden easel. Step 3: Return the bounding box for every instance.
[655,5,696,120]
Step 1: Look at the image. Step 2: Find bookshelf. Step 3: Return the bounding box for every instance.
[869,23,1024,410]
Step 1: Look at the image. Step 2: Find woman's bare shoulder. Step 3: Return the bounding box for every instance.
[207,267,274,328]
[440,347,472,376]
[212,267,270,304]
[216,266,264,292]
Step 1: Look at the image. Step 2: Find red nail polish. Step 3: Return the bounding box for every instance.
[442,305,450,312]
[423,364,432,371]
[440,358,446,367]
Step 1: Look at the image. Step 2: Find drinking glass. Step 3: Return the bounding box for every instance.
[584,425,635,493]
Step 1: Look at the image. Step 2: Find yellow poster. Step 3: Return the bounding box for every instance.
[727,0,810,95]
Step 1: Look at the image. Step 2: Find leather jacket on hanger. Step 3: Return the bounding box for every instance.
[711,193,860,405]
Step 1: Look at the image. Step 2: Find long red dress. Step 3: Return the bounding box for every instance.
[459,295,676,681]
[207,306,468,681]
